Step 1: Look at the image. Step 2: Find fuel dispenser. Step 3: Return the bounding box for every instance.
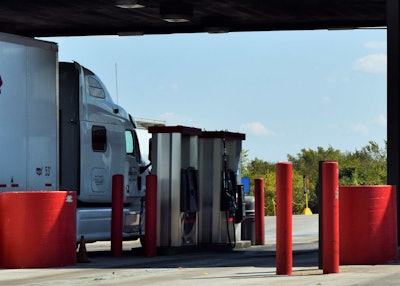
[148,126,202,247]
[198,131,246,247]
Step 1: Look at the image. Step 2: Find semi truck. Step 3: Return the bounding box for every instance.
[0,32,147,242]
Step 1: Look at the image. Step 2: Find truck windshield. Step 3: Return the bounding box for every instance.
[125,130,135,156]
[125,129,142,164]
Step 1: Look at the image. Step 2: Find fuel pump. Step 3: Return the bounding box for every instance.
[220,139,238,247]
[236,184,246,223]
[180,167,199,244]
[198,130,245,246]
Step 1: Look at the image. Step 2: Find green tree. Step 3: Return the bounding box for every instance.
[241,151,276,215]
[341,141,387,185]
[241,141,387,215]
[287,146,343,213]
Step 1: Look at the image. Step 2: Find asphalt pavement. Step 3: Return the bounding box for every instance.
[1,214,399,285]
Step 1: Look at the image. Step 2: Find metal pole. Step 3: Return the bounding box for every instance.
[111,174,124,257]
[276,162,293,275]
[318,161,324,269]
[254,178,265,245]
[145,174,157,257]
[322,162,339,274]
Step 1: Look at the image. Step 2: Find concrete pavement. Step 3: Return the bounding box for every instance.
[1,215,399,285]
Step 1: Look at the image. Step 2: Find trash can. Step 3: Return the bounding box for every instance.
[241,196,255,245]
[339,185,398,265]
[0,191,77,268]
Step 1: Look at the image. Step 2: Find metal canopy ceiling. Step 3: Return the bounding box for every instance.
[0,0,386,37]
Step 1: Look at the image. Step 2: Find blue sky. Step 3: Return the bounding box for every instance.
[45,29,387,162]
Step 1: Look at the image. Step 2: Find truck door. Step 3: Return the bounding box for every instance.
[124,129,141,202]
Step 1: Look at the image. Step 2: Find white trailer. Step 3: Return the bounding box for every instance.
[0,33,146,242]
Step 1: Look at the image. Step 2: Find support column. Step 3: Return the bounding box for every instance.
[111,174,124,257]
[276,162,293,275]
[387,0,400,244]
[322,162,339,274]
[145,174,157,257]
[254,178,265,245]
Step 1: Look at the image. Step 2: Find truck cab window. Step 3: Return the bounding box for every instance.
[125,130,135,156]
[92,125,107,152]
[88,76,105,99]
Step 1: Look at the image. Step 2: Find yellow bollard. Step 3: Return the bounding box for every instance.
[302,175,313,215]
[302,193,313,215]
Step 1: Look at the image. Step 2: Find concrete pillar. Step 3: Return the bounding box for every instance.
[387,0,400,244]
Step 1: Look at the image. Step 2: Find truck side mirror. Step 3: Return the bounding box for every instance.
[148,138,152,162]
[140,163,151,174]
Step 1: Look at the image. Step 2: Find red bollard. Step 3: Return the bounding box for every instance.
[254,178,265,245]
[145,174,157,257]
[276,162,293,275]
[322,161,339,274]
[111,174,124,257]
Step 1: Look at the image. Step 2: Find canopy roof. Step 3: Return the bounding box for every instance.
[0,0,386,37]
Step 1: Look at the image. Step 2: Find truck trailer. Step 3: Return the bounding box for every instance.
[0,32,146,242]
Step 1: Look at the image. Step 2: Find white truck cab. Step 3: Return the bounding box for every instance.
[59,62,146,242]
[0,31,146,243]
